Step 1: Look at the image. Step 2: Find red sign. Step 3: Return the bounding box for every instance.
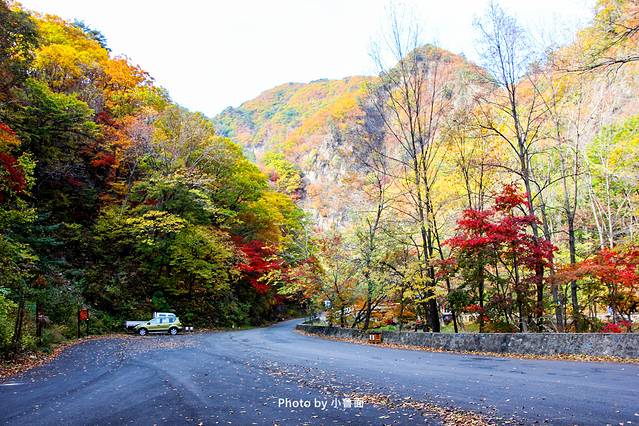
[79,309,89,321]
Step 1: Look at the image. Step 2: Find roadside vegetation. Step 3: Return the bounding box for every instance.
[0,1,318,359]
[1,0,639,364]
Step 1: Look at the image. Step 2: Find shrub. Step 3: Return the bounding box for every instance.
[41,324,68,350]
[0,292,16,354]
[601,322,624,333]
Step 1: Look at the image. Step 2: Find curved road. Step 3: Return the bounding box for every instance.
[1,320,637,425]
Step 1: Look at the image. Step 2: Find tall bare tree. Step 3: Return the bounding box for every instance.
[365,10,465,332]
[475,2,550,330]
[352,140,392,330]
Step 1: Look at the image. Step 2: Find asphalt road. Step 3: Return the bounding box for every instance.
[1,320,637,425]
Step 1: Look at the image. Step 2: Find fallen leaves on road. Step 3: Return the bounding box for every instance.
[345,392,512,426]
[0,333,200,380]
[296,330,639,365]
[0,334,127,379]
[262,360,516,425]
[115,334,198,356]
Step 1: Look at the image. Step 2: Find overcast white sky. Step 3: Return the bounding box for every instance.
[18,0,595,117]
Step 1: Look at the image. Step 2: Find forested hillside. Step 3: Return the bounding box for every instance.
[215,76,372,226]
[0,1,318,357]
[216,1,639,334]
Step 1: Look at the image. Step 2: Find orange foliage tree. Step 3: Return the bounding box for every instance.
[556,247,639,331]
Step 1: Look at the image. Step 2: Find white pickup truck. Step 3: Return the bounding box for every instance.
[124,312,193,334]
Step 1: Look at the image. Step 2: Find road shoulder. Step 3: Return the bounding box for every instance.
[296,329,639,364]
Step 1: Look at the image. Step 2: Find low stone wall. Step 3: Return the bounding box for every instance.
[296,324,639,358]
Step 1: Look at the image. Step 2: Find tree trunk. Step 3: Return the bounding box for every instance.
[451,305,459,334]
[398,287,405,333]
[513,255,527,332]
[363,275,373,330]
[478,269,485,333]
[551,283,564,332]
[36,302,43,345]
[559,144,581,331]
[567,217,581,331]
[11,298,26,354]
[522,177,545,326]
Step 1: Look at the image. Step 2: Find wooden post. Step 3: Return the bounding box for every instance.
[36,303,42,345]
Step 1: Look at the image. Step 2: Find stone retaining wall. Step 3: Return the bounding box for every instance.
[296,324,639,358]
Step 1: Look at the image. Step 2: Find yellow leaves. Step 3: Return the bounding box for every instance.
[36,16,105,53]
[239,191,302,247]
[590,114,639,184]
[33,17,108,92]
[102,58,146,91]
[287,76,367,112]
[123,210,186,246]
[33,44,86,90]
[281,86,365,154]
[564,0,639,70]
[31,13,157,119]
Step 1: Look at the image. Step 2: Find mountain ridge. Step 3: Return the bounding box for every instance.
[213,45,483,226]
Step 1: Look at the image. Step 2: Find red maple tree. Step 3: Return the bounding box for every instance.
[0,152,26,203]
[445,184,555,330]
[556,247,639,330]
[235,239,285,294]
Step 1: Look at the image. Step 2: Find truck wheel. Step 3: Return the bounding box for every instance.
[138,328,148,336]
[169,327,178,335]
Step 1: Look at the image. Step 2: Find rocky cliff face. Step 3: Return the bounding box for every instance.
[213,46,482,228]
[214,76,374,227]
